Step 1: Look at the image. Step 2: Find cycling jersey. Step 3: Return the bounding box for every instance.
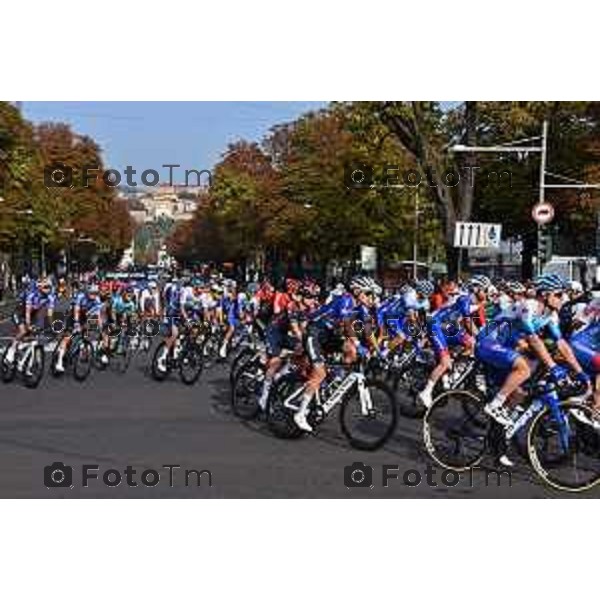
[72,292,103,320]
[476,300,562,371]
[428,293,481,356]
[13,289,57,326]
[112,295,137,316]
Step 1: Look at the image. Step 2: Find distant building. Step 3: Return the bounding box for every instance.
[123,183,205,224]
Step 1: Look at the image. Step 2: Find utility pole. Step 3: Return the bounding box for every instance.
[536,121,548,276]
[413,190,420,280]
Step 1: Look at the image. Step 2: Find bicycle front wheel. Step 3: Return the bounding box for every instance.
[73,340,93,382]
[339,379,397,451]
[423,390,489,471]
[527,400,600,493]
[179,344,204,385]
[23,344,45,389]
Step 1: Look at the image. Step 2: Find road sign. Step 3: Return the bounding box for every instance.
[360,245,377,271]
[532,202,554,225]
[454,222,502,249]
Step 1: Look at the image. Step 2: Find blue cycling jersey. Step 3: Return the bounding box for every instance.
[73,291,103,317]
[308,292,354,329]
[24,290,57,312]
[164,283,182,316]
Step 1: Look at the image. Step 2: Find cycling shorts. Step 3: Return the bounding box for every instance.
[475,338,521,372]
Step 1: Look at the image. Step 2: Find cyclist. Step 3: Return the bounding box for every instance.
[4,278,56,369]
[418,275,491,407]
[156,277,183,372]
[297,275,379,432]
[54,282,105,372]
[478,273,590,427]
[258,278,306,410]
[218,279,239,358]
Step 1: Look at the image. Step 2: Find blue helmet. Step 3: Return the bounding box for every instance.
[534,273,566,293]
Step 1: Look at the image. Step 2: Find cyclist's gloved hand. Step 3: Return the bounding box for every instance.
[575,371,591,387]
[549,364,569,384]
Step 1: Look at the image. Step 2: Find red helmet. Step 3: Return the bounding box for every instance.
[285,278,301,294]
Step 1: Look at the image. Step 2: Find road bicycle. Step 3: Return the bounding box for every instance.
[151,323,205,385]
[1,327,46,388]
[267,356,397,451]
[423,370,600,492]
[50,329,94,382]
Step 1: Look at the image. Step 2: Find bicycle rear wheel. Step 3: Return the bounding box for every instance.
[267,373,305,439]
[339,379,397,450]
[527,400,600,493]
[423,390,489,471]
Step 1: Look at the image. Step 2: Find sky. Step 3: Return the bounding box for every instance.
[22,101,328,184]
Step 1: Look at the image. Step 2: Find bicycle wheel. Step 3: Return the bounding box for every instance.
[179,343,204,385]
[231,358,264,420]
[267,373,305,439]
[50,339,65,378]
[339,379,397,450]
[527,400,600,493]
[112,336,131,374]
[151,342,170,381]
[229,347,256,386]
[73,339,93,382]
[396,357,430,419]
[23,344,45,389]
[1,345,16,383]
[423,390,489,471]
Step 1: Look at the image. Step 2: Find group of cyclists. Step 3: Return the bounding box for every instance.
[2,267,600,478]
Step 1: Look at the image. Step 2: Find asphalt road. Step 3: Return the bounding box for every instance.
[0,317,598,498]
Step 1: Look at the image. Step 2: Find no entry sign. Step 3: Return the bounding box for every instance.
[532,202,555,225]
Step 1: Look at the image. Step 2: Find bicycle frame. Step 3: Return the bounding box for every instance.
[282,371,373,418]
[505,387,571,452]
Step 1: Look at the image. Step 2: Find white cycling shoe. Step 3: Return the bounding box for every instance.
[418,389,433,409]
[54,362,65,373]
[293,411,313,433]
[484,403,513,427]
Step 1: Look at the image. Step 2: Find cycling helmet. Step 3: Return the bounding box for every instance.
[350,276,374,293]
[568,280,583,294]
[468,274,492,291]
[285,278,302,294]
[506,281,526,295]
[414,280,434,296]
[88,284,99,293]
[399,283,414,295]
[534,273,566,294]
